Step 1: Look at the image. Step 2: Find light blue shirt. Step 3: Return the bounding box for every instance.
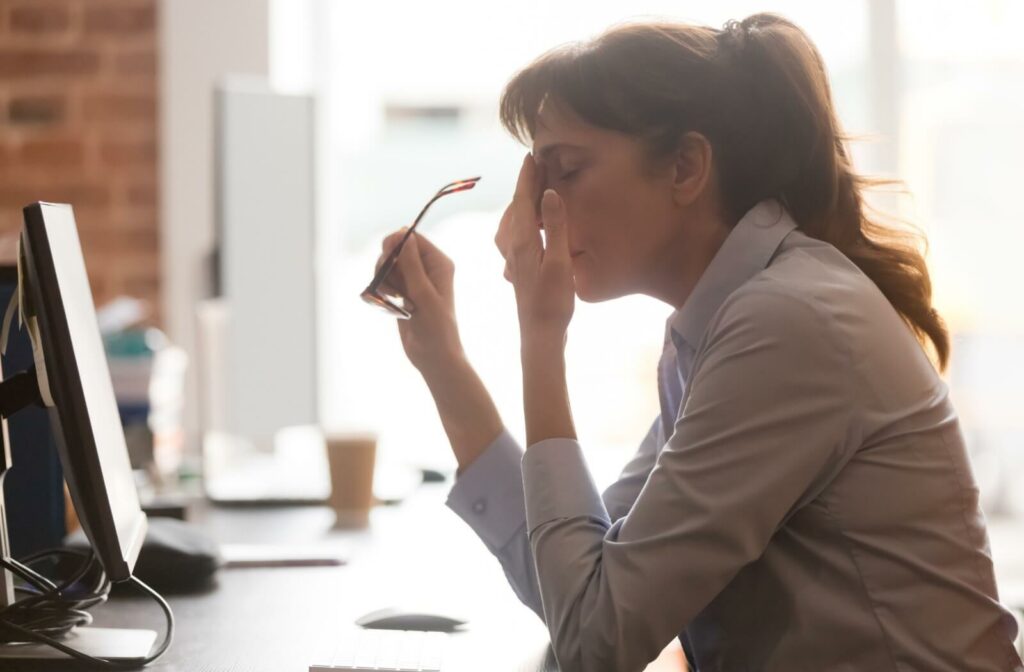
[447,199,1023,672]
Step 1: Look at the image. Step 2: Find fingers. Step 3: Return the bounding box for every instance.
[540,189,570,265]
[374,226,457,316]
[493,202,513,256]
[495,155,544,283]
[376,229,406,275]
[407,228,443,258]
[376,281,417,315]
[509,154,543,254]
[512,153,538,205]
[406,231,455,295]
[392,232,433,303]
[373,228,425,305]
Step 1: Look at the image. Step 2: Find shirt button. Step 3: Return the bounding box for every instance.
[472,499,486,514]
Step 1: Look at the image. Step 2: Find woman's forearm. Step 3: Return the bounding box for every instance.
[521,336,576,447]
[420,355,505,473]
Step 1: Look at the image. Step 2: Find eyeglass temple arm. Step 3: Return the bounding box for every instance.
[392,178,479,252]
[365,192,446,289]
[367,178,480,289]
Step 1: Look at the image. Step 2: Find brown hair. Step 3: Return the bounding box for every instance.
[500,13,950,370]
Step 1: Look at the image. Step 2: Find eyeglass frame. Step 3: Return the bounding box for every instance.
[360,176,481,319]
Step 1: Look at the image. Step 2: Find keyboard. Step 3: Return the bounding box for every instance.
[310,629,448,672]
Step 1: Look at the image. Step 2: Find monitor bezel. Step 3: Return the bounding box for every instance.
[20,202,147,582]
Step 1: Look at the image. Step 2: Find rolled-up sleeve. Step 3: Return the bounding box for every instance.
[522,285,858,672]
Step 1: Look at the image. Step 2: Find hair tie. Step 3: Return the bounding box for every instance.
[719,19,749,53]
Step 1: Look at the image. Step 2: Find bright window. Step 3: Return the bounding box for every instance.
[317,1,1024,522]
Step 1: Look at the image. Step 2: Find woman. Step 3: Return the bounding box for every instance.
[373,13,1023,672]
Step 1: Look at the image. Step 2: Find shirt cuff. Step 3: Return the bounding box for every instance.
[522,438,609,533]
[446,429,527,552]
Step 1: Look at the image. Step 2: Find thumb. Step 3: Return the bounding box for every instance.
[540,189,570,262]
[393,230,434,302]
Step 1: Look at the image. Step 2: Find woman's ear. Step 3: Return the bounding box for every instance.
[671,131,714,207]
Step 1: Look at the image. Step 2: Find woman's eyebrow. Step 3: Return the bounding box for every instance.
[535,142,586,162]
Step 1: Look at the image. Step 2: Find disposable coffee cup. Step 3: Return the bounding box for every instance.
[325,432,377,528]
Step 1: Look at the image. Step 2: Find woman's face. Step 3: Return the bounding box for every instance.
[531,101,683,303]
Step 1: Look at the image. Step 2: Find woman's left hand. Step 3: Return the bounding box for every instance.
[495,153,575,344]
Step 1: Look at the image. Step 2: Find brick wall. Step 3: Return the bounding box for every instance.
[0,0,159,321]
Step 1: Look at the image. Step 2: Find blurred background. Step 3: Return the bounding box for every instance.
[0,0,1021,591]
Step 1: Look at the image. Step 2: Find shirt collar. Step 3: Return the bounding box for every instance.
[669,199,797,351]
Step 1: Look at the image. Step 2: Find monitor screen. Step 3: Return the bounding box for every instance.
[20,202,147,581]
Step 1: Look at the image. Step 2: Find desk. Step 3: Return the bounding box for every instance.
[17,483,685,671]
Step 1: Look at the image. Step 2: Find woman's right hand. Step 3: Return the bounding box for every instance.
[375,229,464,376]
[375,229,505,472]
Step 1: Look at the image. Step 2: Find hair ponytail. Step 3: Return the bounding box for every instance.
[724,15,949,370]
[501,13,950,370]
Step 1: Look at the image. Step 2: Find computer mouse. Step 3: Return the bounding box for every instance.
[355,607,468,633]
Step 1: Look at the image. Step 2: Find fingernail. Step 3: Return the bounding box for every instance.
[543,189,560,207]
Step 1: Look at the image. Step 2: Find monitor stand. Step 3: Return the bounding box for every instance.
[0,367,158,662]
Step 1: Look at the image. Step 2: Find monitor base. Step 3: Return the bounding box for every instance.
[0,626,157,661]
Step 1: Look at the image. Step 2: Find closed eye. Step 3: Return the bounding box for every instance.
[557,168,581,183]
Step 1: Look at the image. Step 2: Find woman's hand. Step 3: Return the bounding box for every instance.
[495,154,577,446]
[495,154,575,345]
[374,230,464,376]
[374,229,506,472]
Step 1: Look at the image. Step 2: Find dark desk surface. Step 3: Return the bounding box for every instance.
[70,489,1019,672]
[22,483,560,672]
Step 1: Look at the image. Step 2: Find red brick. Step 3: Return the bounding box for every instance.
[75,204,156,233]
[0,148,90,182]
[82,91,156,123]
[117,229,160,249]
[81,247,160,283]
[8,94,66,125]
[115,271,160,300]
[0,184,111,209]
[86,271,109,300]
[0,49,101,79]
[0,186,51,209]
[0,211,23,236]
[100,138,155,166]
[112,208,158,233]
[9,4,72,34]
[62,205,102,227]
[125,182,157,206]
[19,137,85,167]
[0,0,161,324]
[82,227,158,254]
[114,49,156,77]
[84,3,155,36]
[0,235,18,266]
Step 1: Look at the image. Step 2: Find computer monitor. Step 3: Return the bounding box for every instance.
[0,202,163,662]
[19,202,148,580]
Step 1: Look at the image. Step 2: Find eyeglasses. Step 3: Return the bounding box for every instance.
[360,177,481,319]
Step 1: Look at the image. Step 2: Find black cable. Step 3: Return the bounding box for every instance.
[0,549,174,668]
[1,551,108,641]
[0,550,106,639]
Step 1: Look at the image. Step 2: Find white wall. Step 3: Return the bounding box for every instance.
[159,0,270,450]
